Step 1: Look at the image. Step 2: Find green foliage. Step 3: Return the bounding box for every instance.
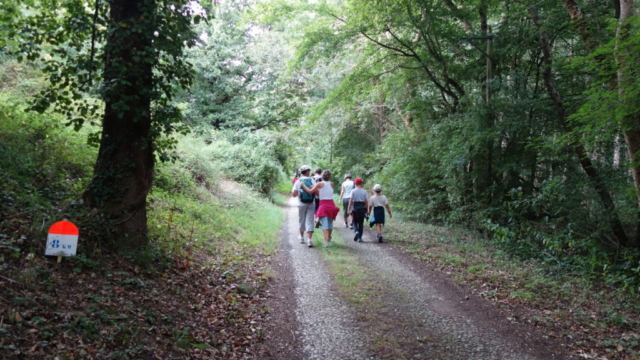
[569,16,640,143]
[182,2,306,132]
[0,95,95,217]
[177,130,286,194]
[143,129,285,262]
[10,0,199,156]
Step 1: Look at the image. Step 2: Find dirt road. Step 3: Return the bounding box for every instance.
[261,197,574,360]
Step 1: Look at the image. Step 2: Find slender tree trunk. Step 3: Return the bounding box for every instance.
[473,0,493,204]
[530,7,630,247]
[83,0,155,248]
[561,0,639,247]
[616,0,640,246]
[561,0,598,52]
[442,0,473,34]
[613,134,621,169]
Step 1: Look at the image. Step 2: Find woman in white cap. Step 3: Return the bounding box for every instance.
[368,184,392,242]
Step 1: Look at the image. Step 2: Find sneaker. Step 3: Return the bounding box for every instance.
[323,242,329,248]
[377,234,383,243]
[354,232,359,241]
[298,235,304,244]
[307,239,313,248]
[349,223,354,229]
[345,222,348,228]
[357,237,363,242]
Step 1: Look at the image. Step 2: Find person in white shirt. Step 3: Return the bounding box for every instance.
[339,173,354,228]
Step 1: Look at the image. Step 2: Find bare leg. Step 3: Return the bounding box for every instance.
[323,229,330,244]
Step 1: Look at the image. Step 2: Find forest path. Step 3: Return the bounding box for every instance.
[261,196,574,360]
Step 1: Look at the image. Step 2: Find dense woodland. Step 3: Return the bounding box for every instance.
[1,0,640,357]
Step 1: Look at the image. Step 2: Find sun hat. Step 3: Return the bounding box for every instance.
[373,184,382,192]
[300,165,311,172]
[354,178,363,185]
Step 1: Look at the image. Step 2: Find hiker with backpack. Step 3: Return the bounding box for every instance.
[299,170,340,248]
[368,184,392,242]
[291,165,317,247]
[348,178,368,242]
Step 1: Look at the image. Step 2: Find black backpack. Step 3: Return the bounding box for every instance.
[298,178,314,203]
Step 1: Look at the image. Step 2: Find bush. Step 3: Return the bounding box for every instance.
[0,96,95,216]
[200,130,284,194]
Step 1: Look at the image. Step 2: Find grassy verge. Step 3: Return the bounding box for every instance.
[385,220,640,360]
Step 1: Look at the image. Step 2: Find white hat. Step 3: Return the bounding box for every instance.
[373,184,382,192]
[300,165,311,172]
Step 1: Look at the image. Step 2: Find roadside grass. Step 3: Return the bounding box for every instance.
[321,248,372,305]
[385,220,640,360]
[269,191,289,207]
[147,181,284,260]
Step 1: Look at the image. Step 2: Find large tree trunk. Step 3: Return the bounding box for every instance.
[83,0,155,248]
[530,7,630,247]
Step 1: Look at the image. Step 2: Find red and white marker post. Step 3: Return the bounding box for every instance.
[45,220,79,262]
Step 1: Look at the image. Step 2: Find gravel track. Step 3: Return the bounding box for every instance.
[274,197,572,360]
[285,198,373,359]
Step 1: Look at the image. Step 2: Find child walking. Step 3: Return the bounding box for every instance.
[348,178,368,242]
[368,184,392,242]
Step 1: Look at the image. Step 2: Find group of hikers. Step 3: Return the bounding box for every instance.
[291,165,392,248]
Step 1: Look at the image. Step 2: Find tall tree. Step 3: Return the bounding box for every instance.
[561,0,640,246]
[529,6,629,247]
[615,0,640,246]
[81,0,157,247]
[13,0,198,247]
